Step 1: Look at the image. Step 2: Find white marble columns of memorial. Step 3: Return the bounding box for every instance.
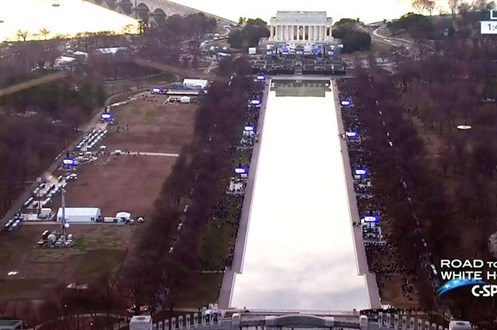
[269,24,330,42]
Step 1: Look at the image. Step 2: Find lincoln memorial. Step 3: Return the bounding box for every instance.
[268,11,334,44]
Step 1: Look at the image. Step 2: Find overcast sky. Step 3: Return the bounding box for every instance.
[172,0,445,23]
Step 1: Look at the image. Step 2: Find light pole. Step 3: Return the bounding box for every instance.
[36,176,42,215]
[61,186,69,245]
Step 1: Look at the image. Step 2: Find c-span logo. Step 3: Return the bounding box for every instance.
[437,279,487,297]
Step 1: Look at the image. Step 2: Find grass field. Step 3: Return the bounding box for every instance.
[406,115,490,258]
[0,93,197,301]
[104,73,174,95]
[51,157,178,218]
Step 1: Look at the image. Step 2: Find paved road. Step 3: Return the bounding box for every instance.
[203,60,217,75]
[218,80,269,309]
[370,25,434,55]
[371,27,414,48]
[332,81,382,309]
[270,74,355,80]
[126,151,179,157]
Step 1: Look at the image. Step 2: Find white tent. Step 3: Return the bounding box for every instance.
[57,207,100,223]
[180,96,191,103]
[116,211,131,222]
[183,79,208,89]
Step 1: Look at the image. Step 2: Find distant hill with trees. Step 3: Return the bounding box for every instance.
[227,18,270,50]
[332,18,371,53]
[387,12,441,39]
[386,0,497,40]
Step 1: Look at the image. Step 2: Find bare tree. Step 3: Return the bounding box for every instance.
[427,0,436,15]
[16,30,29,42]
[39,28,50,40]
[412,0,431,13]
[449,0,460,18]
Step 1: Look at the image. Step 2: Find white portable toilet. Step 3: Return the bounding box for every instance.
[129,315,152,330]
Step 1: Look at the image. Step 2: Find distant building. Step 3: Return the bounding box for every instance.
[269,11,334,44]
[57,207,101,223]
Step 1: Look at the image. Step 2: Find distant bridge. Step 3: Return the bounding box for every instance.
[84,0,235,25]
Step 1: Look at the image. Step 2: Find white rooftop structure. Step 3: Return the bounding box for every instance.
[57,207,101,223]
[72,51,89,58]
[54,56,76,67]
[269,11,333,43]
[183,79,208,89]
[95,47,127,55]
[276,11,327,24]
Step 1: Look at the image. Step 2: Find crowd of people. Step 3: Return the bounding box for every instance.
[337,78,446,307]
[302,58,346,74]
[200,78,265,271]
[337,79,413,300]
[252,53,347,75]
